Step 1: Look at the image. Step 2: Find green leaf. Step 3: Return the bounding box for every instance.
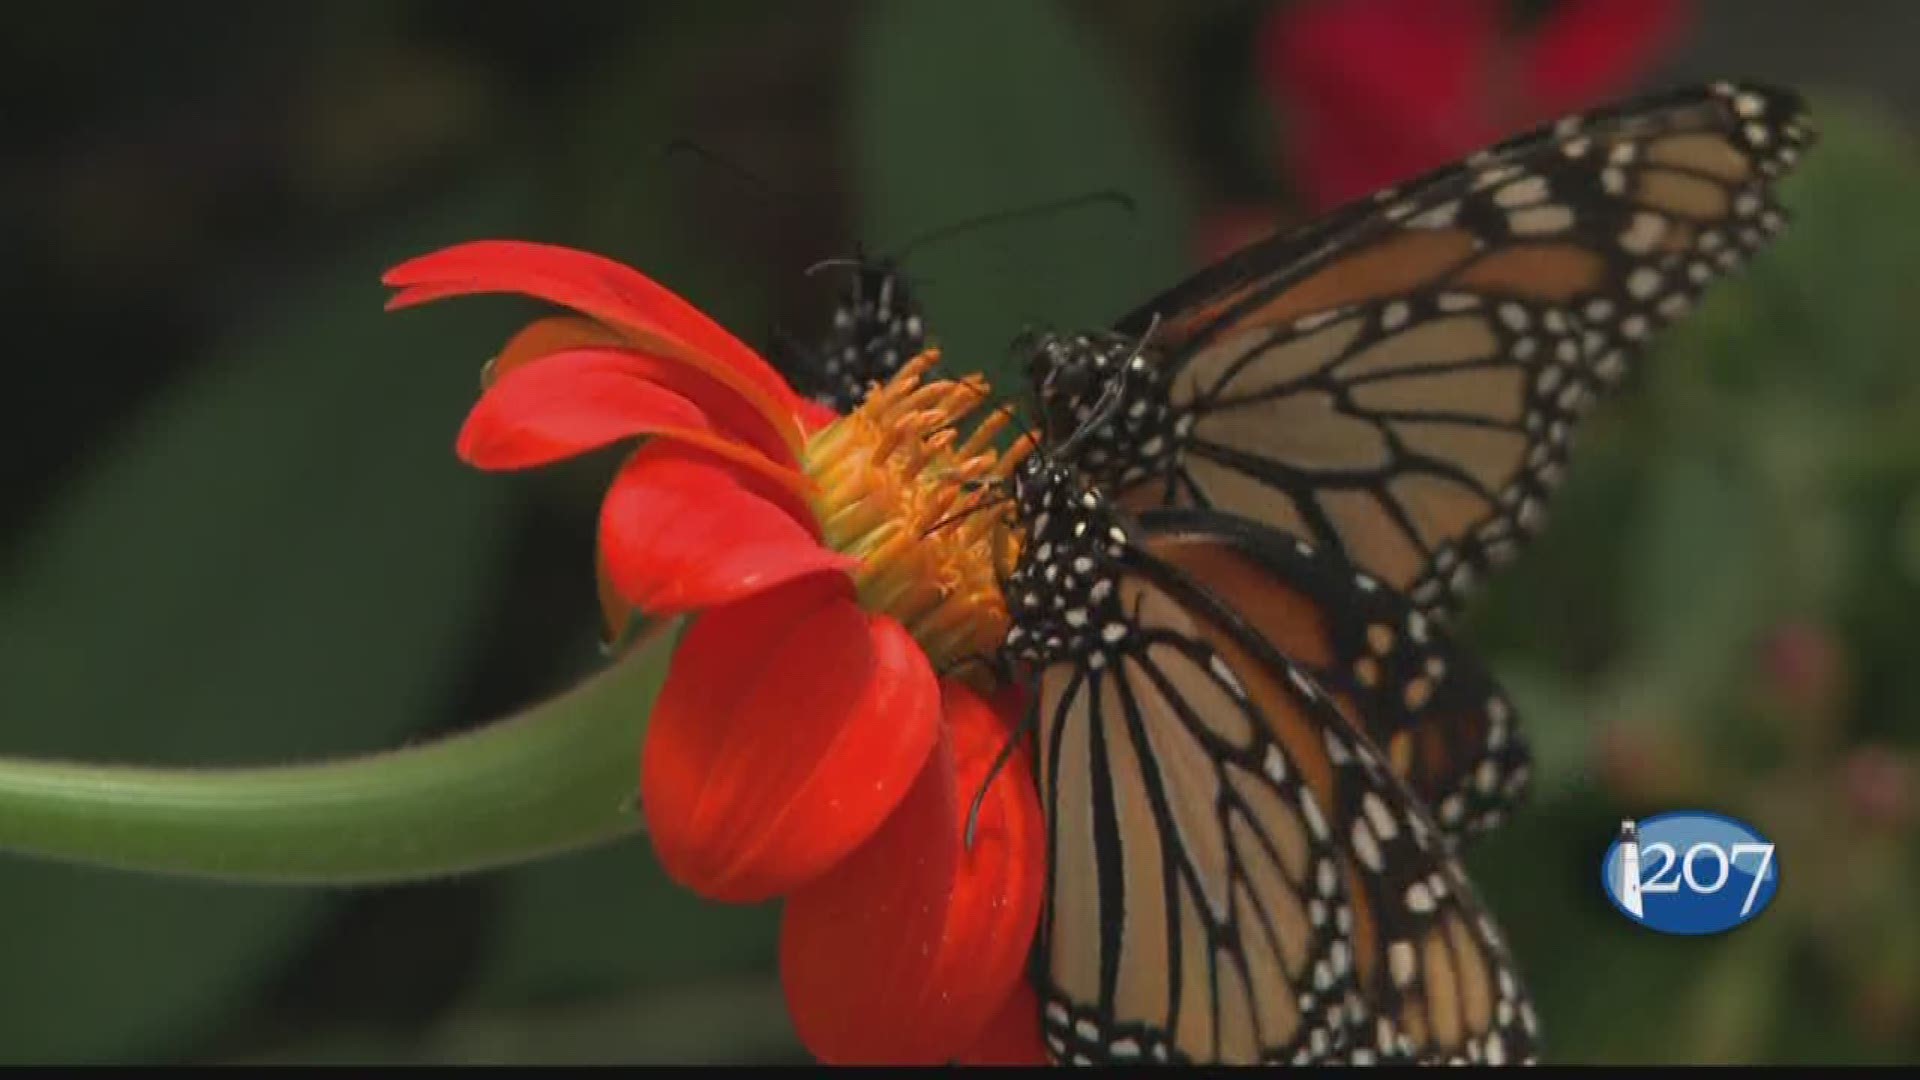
[1463,416,1646,678]
[1679,915,1790,1064]
[0,180,531,1061]
[1621,451,1767,702]
[1742,99,1920,406]
[853,0,1191,393]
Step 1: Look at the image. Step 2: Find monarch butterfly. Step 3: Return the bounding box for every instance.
[1024,81,1814,626]
[994,80,1816,1067]
[1000,441,1538,1065]
[766,190,1136,412]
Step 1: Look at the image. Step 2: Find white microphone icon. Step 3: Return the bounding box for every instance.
[1617,820,1644,918]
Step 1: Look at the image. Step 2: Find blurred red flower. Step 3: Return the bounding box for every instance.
[1760,617,1847,718]
[1258,0,1691,214]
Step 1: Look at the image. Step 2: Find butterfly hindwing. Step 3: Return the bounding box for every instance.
[1012,463,1355,1064]
[1027,624,1355,1064]
[1308,706,1539,1065]
[1137,507,1531,845]
[1120,512,1539,1065]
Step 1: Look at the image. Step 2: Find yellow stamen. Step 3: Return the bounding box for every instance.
[802,349,1029,675]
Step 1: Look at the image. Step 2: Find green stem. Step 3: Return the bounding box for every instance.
[0,621,676,885]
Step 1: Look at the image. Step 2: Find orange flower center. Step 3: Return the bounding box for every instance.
[802,351,1032,673]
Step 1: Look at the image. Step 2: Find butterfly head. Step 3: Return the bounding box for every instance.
[1021,327,1177,487]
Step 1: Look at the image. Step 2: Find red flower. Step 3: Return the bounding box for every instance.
[1759,618,1846,718]
[1259,0,1691,211]
[384,241,1047,1064]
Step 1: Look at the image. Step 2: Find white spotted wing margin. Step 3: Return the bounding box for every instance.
[1312,715,1540,1065]
[1030,590,1357,1064]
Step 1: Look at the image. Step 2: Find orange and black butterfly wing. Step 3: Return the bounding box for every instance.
[1006,459,1537,1065]
[1310,695,1540,1065]
[1053,81,1813,622]
[1026,615,1357,1065]
[1116,82,1808,350]
[1139,507,1529,845]
[1010,460,1357,1065]
[1131,518,1539,1064]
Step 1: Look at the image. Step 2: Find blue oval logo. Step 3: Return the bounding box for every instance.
[1600,811,1780,935]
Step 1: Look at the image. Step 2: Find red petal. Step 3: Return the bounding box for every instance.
[457,348,715,469]
[955,981,1050,1066]
[641,576,940,903]
[599,441,853,615]
[780,680,1044,1065]
[459,346,797,473]
[483,315,623,387]
[1522,0,1690,118]
[385,240,808,446]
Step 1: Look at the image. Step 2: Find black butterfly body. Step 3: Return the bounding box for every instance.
[770,257,928,412]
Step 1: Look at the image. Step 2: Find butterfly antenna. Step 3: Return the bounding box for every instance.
[892,188,1137,264]
[803,256,871,278]
[957,388,1034,448]
[996,397,1035,444]
[663,138,790,202]
[1127,310,1166,358]
[666,139,868,266]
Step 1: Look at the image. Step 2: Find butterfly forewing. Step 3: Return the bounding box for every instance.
[1032,81,1813,623]
[1015,467,1353,1064]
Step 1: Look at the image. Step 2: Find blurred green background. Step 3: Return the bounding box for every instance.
[4,0,1919,1065]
